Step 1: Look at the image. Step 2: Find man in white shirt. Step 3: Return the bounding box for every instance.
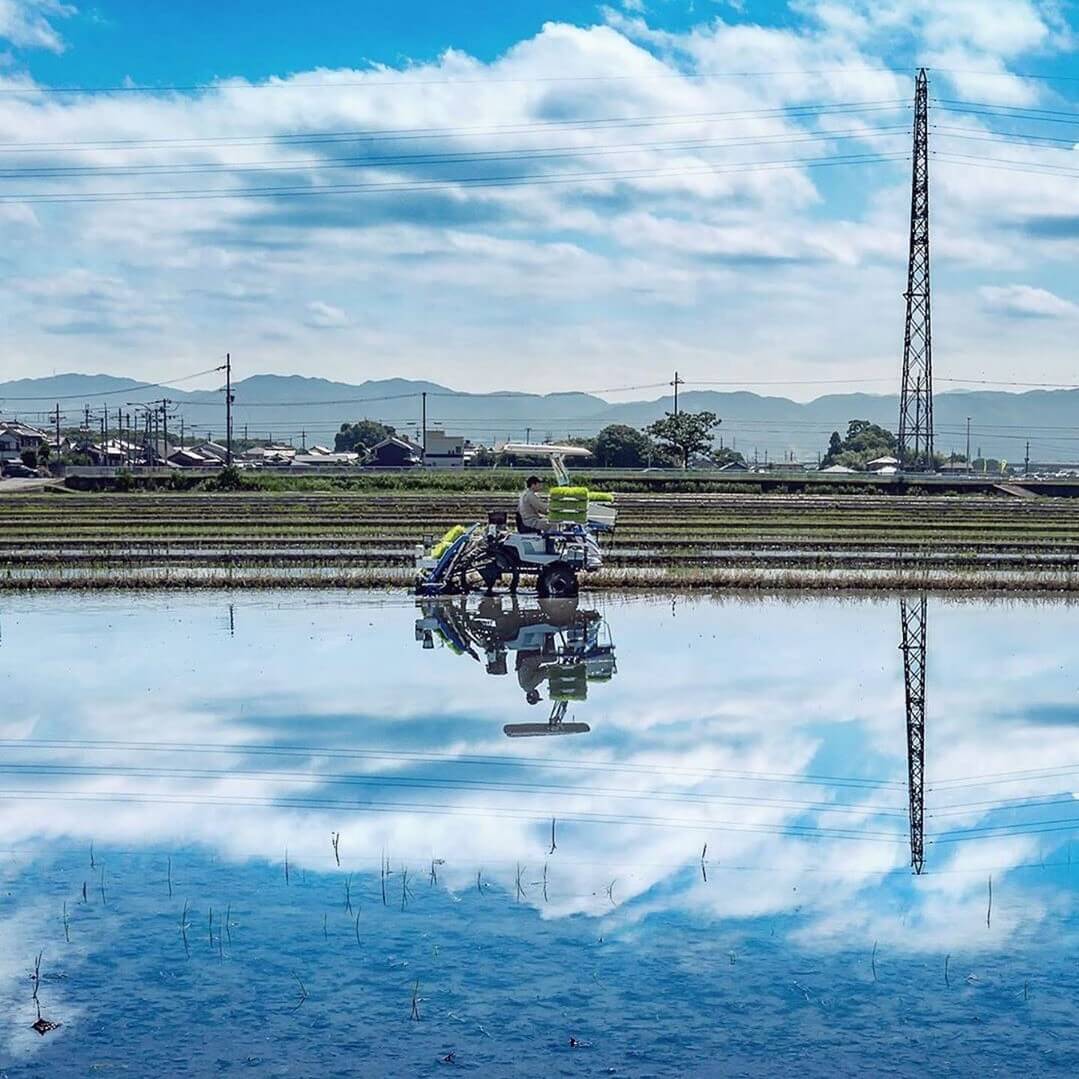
[517,475,548,533]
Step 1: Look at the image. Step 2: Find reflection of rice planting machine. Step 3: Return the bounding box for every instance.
[414,594,617,737]
[414,444,617,598]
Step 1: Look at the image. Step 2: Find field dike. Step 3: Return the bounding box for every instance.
[3,489,1079,593]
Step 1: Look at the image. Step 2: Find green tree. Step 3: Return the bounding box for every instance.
[820,420,897,470]
[594,424,654,468]
[645,411,721,469]
[335,419,395,453]
[20,449,38,468]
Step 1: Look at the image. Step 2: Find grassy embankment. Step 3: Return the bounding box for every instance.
[5,489,1079,592]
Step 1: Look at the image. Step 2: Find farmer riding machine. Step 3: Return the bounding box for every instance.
[414,444,617,598]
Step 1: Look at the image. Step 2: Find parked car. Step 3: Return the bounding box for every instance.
[2,462,40,478]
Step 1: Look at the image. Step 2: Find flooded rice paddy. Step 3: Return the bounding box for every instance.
[2,590,1079,1075]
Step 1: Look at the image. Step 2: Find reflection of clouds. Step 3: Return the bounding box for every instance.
[1,592,1077,947]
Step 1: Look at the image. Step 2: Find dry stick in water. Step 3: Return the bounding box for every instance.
[606,880,616,905]
[354,912,361,945]
[81,881,87,904]
[987,875,993,929]
[62,902,70,944]
[344,875,353,915]
[515,864,526,903]
[701,843,708,884]
[332,832,341,868]
[401,868,413,912]
[476,870,483,894]
[945,954,951,987]
[208,907,214,949]
[180,900,191,959]
[284,848,290,887]
[549,819,557,855]
[543,862,549,904]
[381,853,388,907]
[322,914,328,941]
[410,979,421,1021]
[98,866,107,906]
[225,903,232,946]
[167,856,173,898]
[291,974,308,1012]
[871,941,878,983]
[89,842,95,870]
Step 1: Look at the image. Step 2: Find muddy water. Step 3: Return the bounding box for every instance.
[2,591,1078,1076]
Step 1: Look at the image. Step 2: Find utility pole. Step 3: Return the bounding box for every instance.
[671,371,683,417]
[965,417,971,471]
[225,352,233,466]
[53,402,61,453]
[897,68,934,471]
[899,595,928,875]
[1025,440,1030,476]
[301,429,306,451]
[421,391,428,465]
[525,426,532,445]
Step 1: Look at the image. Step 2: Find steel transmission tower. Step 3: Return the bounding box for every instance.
[899,596,928,874]
[897,69,934,470]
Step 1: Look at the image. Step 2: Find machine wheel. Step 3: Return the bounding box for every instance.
[538,563,579,598]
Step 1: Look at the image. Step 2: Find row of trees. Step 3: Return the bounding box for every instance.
[334,411,739,469]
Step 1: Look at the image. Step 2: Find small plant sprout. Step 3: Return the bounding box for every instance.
[344,874,354,915]
[549,818,557,855]
[515,864,526,903]
[429,858,444,886]
[701,843,708,884]
[401,868,414,911]
[30,951,60,1036]
[180,900,191,959]
[410,979,421,1021]
[332,832,341,867]
[606,879,617,905]
[291,974,308,1012]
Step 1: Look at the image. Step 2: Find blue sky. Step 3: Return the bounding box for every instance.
[1,0,1078,397]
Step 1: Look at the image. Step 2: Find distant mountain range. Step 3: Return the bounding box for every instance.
[1,372,1075,462]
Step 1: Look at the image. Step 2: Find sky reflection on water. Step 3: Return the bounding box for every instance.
[1,591,1078,1076]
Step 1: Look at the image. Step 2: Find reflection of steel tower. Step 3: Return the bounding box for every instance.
[899,596,928,874]
[897,69,934,470]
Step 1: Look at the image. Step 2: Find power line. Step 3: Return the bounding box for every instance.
[0,150,908,205]
[0,128,910,182]
[0,69,914,96]
[0,101,910,154]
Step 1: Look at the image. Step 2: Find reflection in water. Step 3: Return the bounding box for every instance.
[415,595,616,737]
[2,592,1079,1074]
[900,596,928,874]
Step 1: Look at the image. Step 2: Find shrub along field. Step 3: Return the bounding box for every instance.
[5,489,1079,591]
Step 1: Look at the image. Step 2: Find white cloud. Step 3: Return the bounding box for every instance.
[0,0,74,52]
[303,300,350,328]
[980,283,1079,319]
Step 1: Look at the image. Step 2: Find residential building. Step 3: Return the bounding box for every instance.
[368,436,422,467]
[0,422,48,462]
[423,428,465,468]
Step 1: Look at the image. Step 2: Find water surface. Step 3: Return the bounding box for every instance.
[2,591,1078,1076]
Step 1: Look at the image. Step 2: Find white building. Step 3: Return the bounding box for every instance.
[423,428,465,468]
[0,422,48,462]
